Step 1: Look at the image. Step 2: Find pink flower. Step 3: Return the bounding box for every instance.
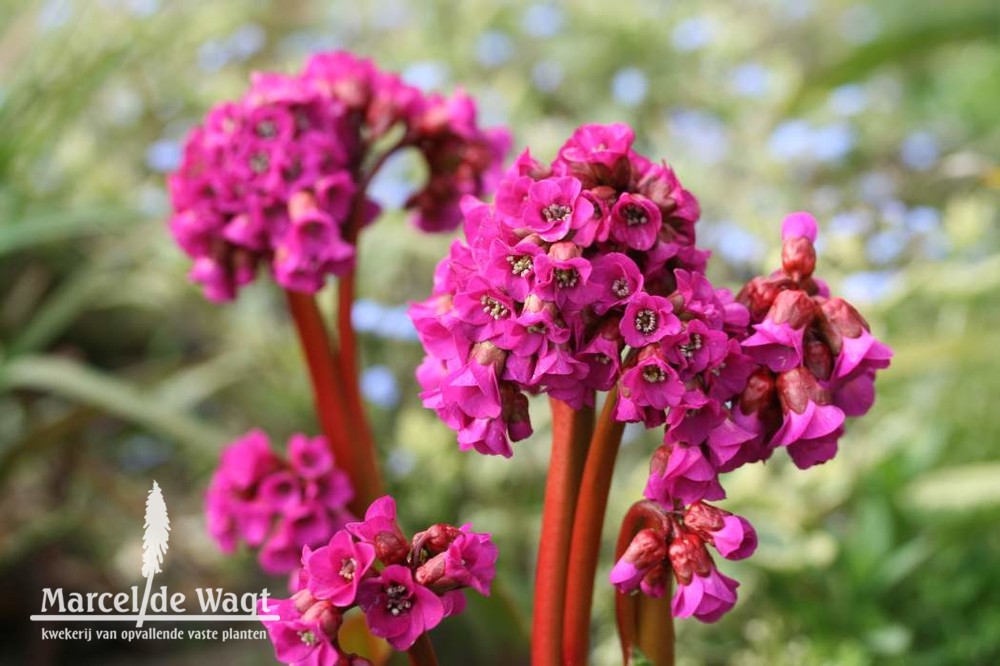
[305,530,376,607]
[741,289,816,372]
[610,193,662,251]
[621,292,681,348]
[819,298,893,381]
[357,565,445,651]
[644,442,724,506]
[683,502,757,561]
[772,368,845,469]
[609,528,668,594]
[589,252,644,314]
[415,526,498,596]
[519,177,593,242]
[346,496,410,565]
[668,533,739,623]
[260,593,344,666]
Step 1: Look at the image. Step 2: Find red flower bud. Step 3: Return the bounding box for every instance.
[818,297,869,355]
[781,236,816,282]
[804,336,834,382]
[668,531,713,585]
[738,368,776,415]
[373,530,410,565]
[683,501,728,534]
[769,289,816,329]
[776,367,830,415]
[620,528,669,571]
[412,523,463,556]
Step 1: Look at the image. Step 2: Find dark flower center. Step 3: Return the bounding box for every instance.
[542,203,572,222]
[554,268,579,288]
[479,295,509,319]
[250,153,270,174]
[385,583,413,617]
[256,121,277,138]
[624,204,648,227]
[642,365,666,383]
[507,255,533,277]
[612,277,631,298]
[679,333,703,359]
[635,309,657,334]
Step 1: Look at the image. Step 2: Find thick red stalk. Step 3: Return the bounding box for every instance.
[532,398,595,666]
[285,291,362,513]
[614,501,674,665]
[562,387,626,665]
[406,633,439,666]
[336,268,384,507]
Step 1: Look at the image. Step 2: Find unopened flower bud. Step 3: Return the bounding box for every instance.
[668,531,713,585]
[777,367,830,415]
[412,523,463,556]
[804,336,834,381]
[769,289,816,329]
[781,236,816,282]
[818,297,869,355]
[301,600,343,638]
[292,589,318,613]
[738,368,776,415]
[373,530,410,565]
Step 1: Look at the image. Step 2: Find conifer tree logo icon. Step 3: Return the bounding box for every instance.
[136,481,170,627]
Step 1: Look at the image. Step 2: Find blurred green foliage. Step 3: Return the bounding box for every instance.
[1,0,998,664]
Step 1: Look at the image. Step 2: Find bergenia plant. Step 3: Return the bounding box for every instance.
[171,49,891,665]
[411,123,891,664]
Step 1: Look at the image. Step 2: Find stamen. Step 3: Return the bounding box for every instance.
[250,153,269,174]
[480,295,509,319]
[642,365,666,383]
[256,121,277,138]
[339,557,357,581]
[385,583,412,617]
[299,630,317,646]
[624,204,648,227]
[612,277,631,298]
[542,203,572,222]
[634,309,657,334]
[507,255,533,277]
[679,333,703,359]
[554,268,579,288]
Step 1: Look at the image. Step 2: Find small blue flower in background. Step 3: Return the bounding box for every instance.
[671,16,714,52]
[900,131,938,171]
[729,62,771,98]
[531,60,564,92]
[361,365,400,408]
[476,30,515,69]
[828,84,869,116]
[353,300,419,341]
[522,4,565,38]
[403,61,449,91]
[611,67,649,107]
[841,270,897,304]
[145,140,182,172]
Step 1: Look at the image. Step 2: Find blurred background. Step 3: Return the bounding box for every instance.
[1,0,998,664]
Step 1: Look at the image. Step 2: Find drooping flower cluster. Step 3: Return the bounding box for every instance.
[168,50,509,301]
[410,123,710,457]
[260,496,497,663]
[610,211,892,622]
[205,430,354,575]
[732,212,893,470]
[610,501,756,622]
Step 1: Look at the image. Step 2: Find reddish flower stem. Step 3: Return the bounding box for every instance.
[562,386,626,665]
[284,290,359,511]
[406,633,439,666]
[335,267,384,508]
[532,398,595,666]
[614,501,674,666]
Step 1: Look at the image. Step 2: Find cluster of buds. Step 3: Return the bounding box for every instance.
[168,50,509,301]
[205,430,354,575]
[733,213,893,469]
[610,501,756,622]
[260,496,497,661]
[410,123,708,457]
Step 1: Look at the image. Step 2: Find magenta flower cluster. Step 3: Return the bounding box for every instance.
[410,121,892,623]
[168,51,509,301]
[613,212,892,622]
[205,430,354,575]
[610,501,756,622]
[260,496,497,662]
[410,123,709,457]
